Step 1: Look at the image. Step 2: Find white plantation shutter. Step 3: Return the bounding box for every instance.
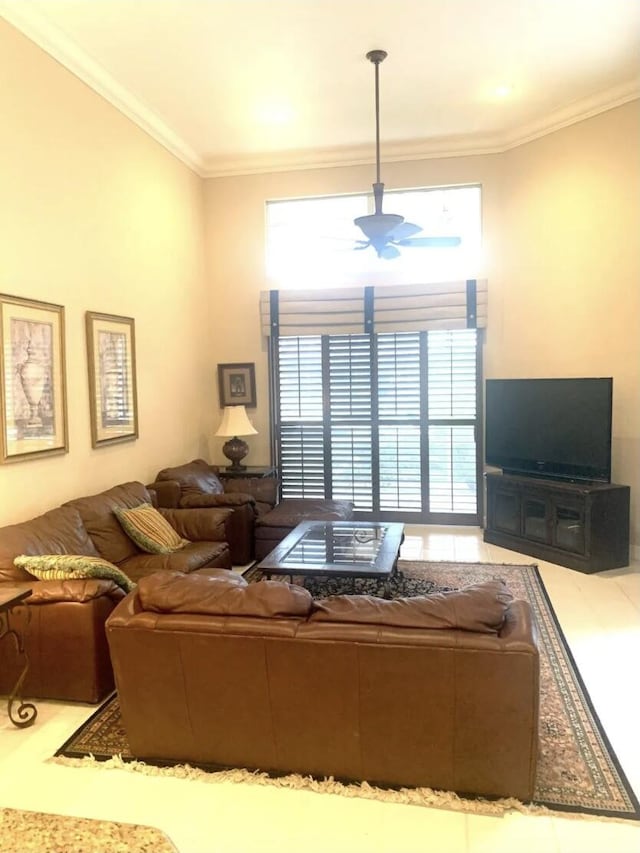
[278,336,325,499]
[427,330,478,513]
[329,336,374,510]
[378,333,422,512]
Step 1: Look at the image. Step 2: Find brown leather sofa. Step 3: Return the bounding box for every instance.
[148,459,355,563]
[107,571,540,800]
[0,481,232,703]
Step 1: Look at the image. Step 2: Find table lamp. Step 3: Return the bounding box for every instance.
[215,405,257,471]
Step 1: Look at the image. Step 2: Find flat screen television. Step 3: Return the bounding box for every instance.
[485,378,613,483]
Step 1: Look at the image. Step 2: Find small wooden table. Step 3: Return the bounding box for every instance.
[256,520,405,596]
[0,587,37,728]
[218,466,277,480]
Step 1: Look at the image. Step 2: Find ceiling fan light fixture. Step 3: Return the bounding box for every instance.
[353,212,403,240]
[353,49,462,259]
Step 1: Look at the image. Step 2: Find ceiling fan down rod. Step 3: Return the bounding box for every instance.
[366,49,387,211]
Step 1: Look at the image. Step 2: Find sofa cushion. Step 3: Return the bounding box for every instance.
[65,482,151,565]
[120,541,231,583]
[310,581,513,634]
[156,459,224,500]
[115,504,189,554]
[0,506,100,582]
[14,554,135,593]
[137,572,313,618]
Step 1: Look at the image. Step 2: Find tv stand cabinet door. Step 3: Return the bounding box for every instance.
[550,496,586,555]
[488,479,522,536]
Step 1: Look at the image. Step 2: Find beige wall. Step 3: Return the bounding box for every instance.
[205,101,639,553]
[0,21,211,525]
[496,102,640,551]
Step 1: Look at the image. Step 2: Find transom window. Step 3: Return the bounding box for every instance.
[266,185,482,287]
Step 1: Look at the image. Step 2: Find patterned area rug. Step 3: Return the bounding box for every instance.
[0,807,177,853]
[55,561,640,821]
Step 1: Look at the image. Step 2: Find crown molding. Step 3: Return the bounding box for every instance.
[1,3,205,175]
[201,80,640,177]
[499,78,640,151]
[3,4,638,180]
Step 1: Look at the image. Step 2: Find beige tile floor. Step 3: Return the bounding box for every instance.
[0,525,639,853]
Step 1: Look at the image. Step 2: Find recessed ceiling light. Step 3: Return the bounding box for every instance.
[256,100,295,125]
[493,84,513,98]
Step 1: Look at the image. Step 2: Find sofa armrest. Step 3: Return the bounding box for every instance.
[146,479,181,508]
[159,507,233,542]
[180,493,256,511]
[26,578,125,604]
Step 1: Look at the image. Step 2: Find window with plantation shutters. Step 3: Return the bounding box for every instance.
[275,329,480,523]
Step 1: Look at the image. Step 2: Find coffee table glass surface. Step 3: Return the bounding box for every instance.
[257,520,404,578]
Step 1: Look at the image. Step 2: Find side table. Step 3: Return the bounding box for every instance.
[218,466,277,480]
[0,587,37,728]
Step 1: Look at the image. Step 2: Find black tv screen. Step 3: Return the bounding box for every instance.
[485,378,613,483]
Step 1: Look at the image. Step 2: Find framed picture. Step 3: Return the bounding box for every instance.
[218,362,256,408]
[86,312,138,447]
[0,294,68,463]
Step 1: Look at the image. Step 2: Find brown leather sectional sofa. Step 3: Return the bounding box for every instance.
[0,481,232,703]
[107,570,540,800]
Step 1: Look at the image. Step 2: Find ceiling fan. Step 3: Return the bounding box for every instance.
[354,50,462,260]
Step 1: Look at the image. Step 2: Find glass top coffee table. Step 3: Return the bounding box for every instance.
[256,520,405,589]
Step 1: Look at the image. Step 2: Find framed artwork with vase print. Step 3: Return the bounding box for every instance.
[86,311,139,448]
[0,293,68,463]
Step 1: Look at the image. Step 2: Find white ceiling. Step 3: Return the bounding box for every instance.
[2,0,639,177]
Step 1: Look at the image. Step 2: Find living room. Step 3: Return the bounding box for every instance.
[1,1,639,851]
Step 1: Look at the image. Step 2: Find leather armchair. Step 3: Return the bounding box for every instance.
[148,459,278,565]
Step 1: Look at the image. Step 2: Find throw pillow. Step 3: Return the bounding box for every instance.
[13,554,135,593]
[114,503,190,554]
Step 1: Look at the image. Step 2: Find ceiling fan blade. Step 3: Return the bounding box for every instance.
[389,221,422,241]
[396,236,462,248]
[380,244,401,259]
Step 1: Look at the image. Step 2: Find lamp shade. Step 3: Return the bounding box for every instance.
[215,405,258,438]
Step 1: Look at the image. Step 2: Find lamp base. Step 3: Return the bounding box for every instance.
[222,436,249,471]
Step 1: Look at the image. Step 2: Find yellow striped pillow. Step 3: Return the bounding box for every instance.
[115,503,190,554]
[13,554,135,592]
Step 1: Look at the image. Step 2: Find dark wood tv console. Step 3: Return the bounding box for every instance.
[484,472,630,573]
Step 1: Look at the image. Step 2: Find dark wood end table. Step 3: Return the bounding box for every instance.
[0,587,37,728]
[218,466,277,480]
